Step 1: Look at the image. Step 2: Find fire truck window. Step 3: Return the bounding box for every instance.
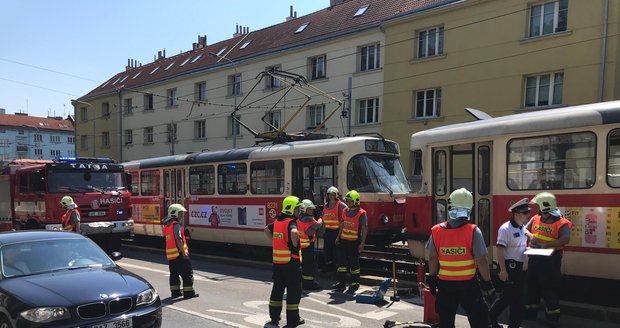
[29,171,45,192]
[141,170,160,196]
[19,174,28,193]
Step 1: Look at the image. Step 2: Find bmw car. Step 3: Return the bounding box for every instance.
[0,231,161,328]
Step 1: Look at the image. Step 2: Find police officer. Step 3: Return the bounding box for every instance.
[321,186,346,272]
[298,199,323,291]
[60,196,81,233]
[264,196,304,327]
[163,204,198,300]
[426,188,495,328]
[333,190,367,293]
[524,192,572,328]
[489,198,530,328]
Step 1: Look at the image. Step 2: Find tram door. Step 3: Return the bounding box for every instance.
[431,143,492,247]
[163,168,187,222]
[292,156,337,205]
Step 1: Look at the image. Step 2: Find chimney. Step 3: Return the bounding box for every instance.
[286,5,295,21]
[156,49,166,61]
[233,23,243,37]
[0,108,5,114]
[193,35,207,50]
[330,0,347,6]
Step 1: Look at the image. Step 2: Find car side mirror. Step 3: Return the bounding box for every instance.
[109,251,123,261]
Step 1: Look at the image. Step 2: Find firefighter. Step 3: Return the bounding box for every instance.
[264,196,304,327]
[489,198,530,328]
[321,186,346,272]
[524,192,572,328]
[163,203,198,300]
[60,196,81,233]
[426,188,495,328]
[298,199,323,291]
[333,190,367,293]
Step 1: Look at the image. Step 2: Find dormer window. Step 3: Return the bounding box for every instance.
[354,5,369,17]
[295,23,309,34]
[132,71,142,79]
[191,54,203,63]
[239,40,252,50]
[216,47,227,56]
[100,79,110,88]
[149,66,160,74]
[165,61,176,70]
[180,57,191,66]
[119,76,128,83]
[112,77,121,85]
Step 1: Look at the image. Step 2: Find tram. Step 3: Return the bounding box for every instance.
[405,100,620,281]
[123,135,411,247]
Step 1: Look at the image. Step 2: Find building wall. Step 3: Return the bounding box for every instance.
[382,0,620,176]
[78,29,386,162]
[75,94,121,160]
[0,127,74,160]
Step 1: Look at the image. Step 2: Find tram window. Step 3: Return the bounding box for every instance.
[607,129,620,187]
[434,151,446,196]
[218,163,247,195]
[190,165,215,195]
[507,132,595,190]
[250,160,284,195]
[410,150,423,192]
[478,147,490,195]
[434,199,446,225]
[347,155,409,193]
[477,198,491,246]
[130,172,139,196]
[140,170,160,196]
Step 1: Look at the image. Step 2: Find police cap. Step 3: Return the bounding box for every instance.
[508,197,531,213]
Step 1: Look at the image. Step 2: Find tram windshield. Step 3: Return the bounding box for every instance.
[47,170,125,193]
[347,154,411,193]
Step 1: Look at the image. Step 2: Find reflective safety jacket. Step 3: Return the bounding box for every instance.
[164,222,189,260]
[61,208,80,232]
[341,208,366,241]
[297,216,318,249]
[273,217,300,264]
[530,214,572,250]
[322,200,342,230]
[431,223,476,281]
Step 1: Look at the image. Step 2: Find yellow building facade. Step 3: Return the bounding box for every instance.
[382,0,620,176]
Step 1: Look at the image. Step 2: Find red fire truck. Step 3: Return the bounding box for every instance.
[0,157,133,251]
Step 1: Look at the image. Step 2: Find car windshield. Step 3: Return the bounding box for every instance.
[1,238,114,278]
[347,154,411,193]
[47,171,125,193]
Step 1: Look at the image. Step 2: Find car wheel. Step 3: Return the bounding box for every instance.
[0,314,13,328]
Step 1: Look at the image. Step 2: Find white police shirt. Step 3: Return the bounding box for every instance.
[496,220,527,263]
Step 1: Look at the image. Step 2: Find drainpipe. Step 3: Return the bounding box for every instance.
[598,0,609,102]
[117,88,123,162]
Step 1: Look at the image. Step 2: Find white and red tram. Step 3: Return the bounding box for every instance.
[405,100,620,281]
[123,136,411,247]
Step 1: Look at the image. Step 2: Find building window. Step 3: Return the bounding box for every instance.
[67,136,74,144]
[195,82,207,101]
[358,98,379,124]
[229,74,241,95]
[34,148,43,157]
[229,115,240,136]
[418,27,444,58]
[34,134,42,144]
[415,88,442,119]
[49,135,60,143]
[144,94,154,110]
[50,149,60,157]
[195,120,206,139]
[123,98,133,115]
[307,104,325,129]
[124,129,133,145]
[80,135,88,150]
[167,123,177,142]
[265,66,282,89]
[0,139,9,147]
[266,111,281,131]
[101,131,110,147]
[102,102,110,118]
[309,55,326,80]
[167,88,178,107]
[359,43,380,71]
[144,127,153,143]
[80,107,88,122]
[529,0,568,38]
[18,130,24,135]
[524,72,563,108]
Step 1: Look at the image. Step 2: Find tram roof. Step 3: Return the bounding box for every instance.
[410,100,620,150]
[122,136,394,169]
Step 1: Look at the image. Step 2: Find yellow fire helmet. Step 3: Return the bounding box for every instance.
[281,196,301,215]
[344,190,360,206]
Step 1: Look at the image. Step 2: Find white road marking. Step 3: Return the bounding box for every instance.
[304,293,397,320]
[205,309,255,316]
[243,300,361,327]
[167,305,253,328]
[119,262,219,283]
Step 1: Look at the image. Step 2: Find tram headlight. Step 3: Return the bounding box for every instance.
[381,215,389,224]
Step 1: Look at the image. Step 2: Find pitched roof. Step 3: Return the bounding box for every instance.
[81,0,457,100]
[0,114,75,132]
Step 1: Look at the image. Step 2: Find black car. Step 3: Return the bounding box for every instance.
[0,231,162,328]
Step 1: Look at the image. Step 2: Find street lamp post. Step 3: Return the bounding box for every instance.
[70,99,94,157]
[209,52,238,149]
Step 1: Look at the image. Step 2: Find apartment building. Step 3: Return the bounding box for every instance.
[381,0,620,176]
[0,111,75,160]
[75,0,457,162]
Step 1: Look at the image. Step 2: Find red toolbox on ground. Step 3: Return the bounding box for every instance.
[423,288,440,325]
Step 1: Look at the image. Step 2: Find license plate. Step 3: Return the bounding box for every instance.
[89,211,106,217]
[92,318,132,328]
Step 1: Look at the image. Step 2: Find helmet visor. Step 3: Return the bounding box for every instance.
[448,208,471,220]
